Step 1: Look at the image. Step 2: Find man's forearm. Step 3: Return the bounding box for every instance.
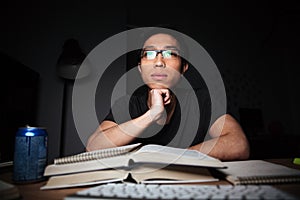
[86,110,154,151]
[189,133,250,161]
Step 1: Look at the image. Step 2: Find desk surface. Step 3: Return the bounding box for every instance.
[1,158,300,200]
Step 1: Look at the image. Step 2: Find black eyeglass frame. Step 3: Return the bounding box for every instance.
[140,49,181,60]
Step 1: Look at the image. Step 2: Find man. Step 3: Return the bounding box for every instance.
[87,28,249,161]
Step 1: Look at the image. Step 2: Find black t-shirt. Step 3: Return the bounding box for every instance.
[104,85,225,148]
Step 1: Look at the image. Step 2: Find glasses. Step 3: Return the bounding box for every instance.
[141,49,180,60]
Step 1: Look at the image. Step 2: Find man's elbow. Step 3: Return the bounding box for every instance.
[86,139,94,152]
[236,138,250,160]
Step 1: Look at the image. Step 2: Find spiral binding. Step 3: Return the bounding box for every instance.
[54,143,141,165]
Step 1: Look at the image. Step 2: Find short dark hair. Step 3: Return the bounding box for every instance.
[140,25,189,59]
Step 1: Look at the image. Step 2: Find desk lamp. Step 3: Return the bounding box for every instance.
[56,38,88,157]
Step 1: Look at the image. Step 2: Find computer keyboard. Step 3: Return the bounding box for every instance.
[64,182,297,200]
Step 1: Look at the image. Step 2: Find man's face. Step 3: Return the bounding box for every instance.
[139,33,188,89]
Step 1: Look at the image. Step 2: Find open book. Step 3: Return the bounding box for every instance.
[41,164,219,190]
[44,143,225,176]
[214,160,300,185]
[41,143,225,190]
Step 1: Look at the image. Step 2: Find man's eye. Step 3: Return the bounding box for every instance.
[162,50,172,58]
[163,50,179,58]
[146,51,156,58]
[141,51,156,59]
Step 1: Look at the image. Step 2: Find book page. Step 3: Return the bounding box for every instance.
[216,160,300,185]
[44,155,130,176]
[130,164,218,184]
[137,144,218,160]
[219,160,300,178]
[130,144,225,168]
[40,169,128,190]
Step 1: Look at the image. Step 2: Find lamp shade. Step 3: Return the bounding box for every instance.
[56,38,89,80]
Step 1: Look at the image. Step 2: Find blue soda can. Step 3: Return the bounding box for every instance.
[13,126,48,183]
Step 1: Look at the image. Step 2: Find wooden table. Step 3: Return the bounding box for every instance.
[1,158,300,200]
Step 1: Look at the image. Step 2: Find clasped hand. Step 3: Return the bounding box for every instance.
[147,89,173,124]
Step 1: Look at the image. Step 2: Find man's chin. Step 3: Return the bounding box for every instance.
[147,83,169,89]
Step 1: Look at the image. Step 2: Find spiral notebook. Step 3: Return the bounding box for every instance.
[216,160,300,185]
[54,143,142,164]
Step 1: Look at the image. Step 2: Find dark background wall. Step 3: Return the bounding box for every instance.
[0,1,299,163]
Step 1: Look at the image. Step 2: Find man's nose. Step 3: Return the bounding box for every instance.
[154,54,165,68]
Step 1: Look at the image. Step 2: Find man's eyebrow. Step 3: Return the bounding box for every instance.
[143,45,179,50]
[143,45,155,49]
[164,45,179,50]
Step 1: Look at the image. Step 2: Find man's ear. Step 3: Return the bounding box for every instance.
[138,63,142,73]
[182,63,189,74]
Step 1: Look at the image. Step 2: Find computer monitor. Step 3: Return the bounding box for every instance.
[0,52,39,167]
